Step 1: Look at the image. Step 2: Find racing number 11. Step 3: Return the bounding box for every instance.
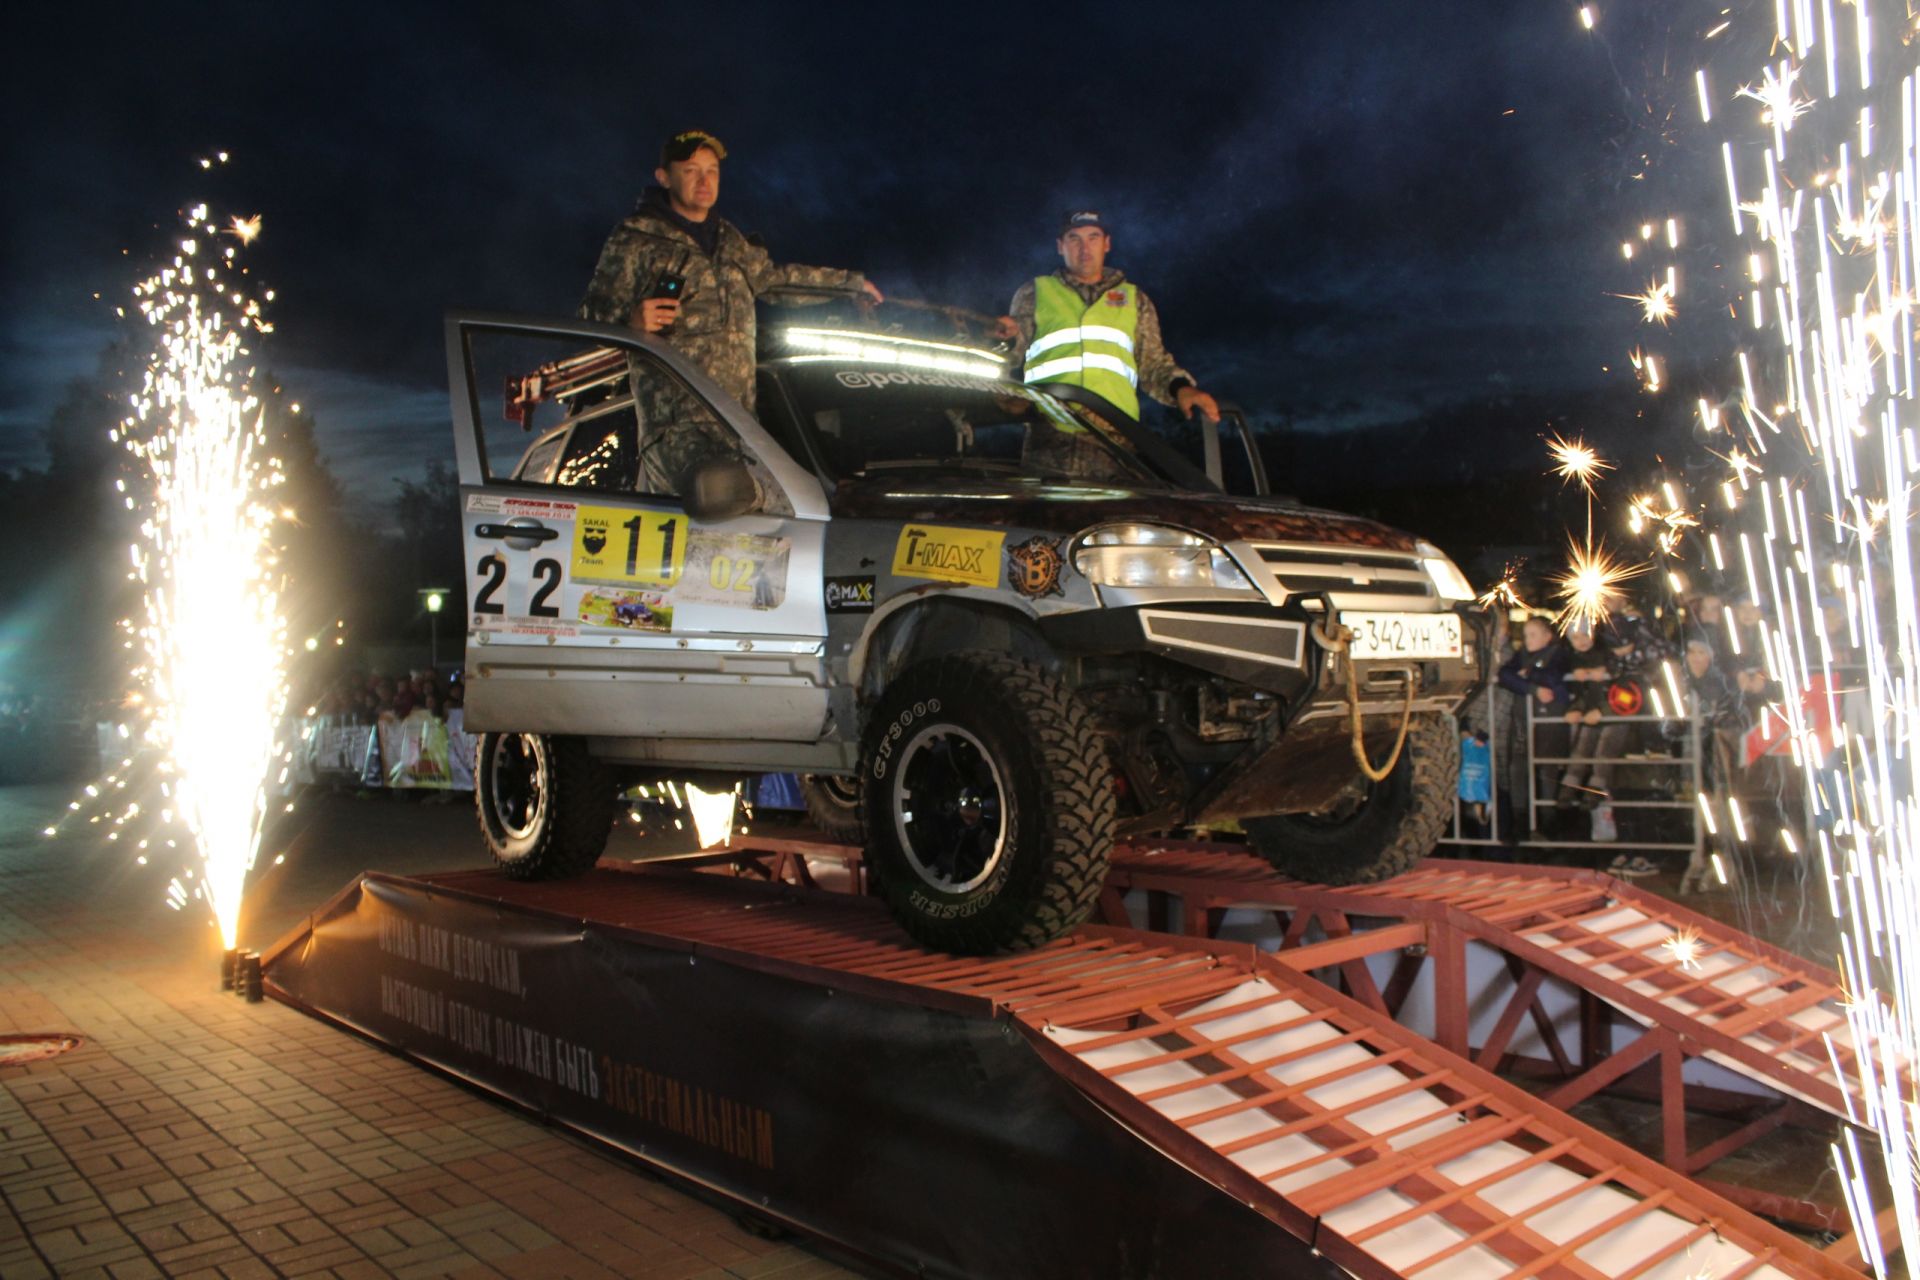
[621,513,677,580]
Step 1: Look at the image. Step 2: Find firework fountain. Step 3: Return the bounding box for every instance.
[1601,0,1917,1268]
[118,185,289,952]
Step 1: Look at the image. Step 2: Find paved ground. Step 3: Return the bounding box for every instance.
[1,779,1852,1278]
[0,784,862,1280]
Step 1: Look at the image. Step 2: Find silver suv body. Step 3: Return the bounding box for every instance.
[448,312,1487,953]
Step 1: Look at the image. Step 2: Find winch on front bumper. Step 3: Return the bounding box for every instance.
[1039,595,1491,829]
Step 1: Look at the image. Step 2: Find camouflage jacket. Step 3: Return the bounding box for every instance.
[1007,268,1195,409]
[579,194,866,411]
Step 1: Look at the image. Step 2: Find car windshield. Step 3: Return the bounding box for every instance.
[780,363,1167,487]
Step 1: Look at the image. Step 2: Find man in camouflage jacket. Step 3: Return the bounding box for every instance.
[579,129,882,414]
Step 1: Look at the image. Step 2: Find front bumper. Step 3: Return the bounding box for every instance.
[1041,600,1489,709]
[1042,601,1493,824]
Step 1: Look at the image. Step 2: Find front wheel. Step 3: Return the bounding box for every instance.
[859,653,1114,954]
[474,732,618,880]
[1244,712,1457,885]
[799,774,864,844]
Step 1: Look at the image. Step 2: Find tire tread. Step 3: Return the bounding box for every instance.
[860,652,1114,954]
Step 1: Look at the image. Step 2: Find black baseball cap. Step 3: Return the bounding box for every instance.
[1059,209,1109,235]
[661,129,728,166]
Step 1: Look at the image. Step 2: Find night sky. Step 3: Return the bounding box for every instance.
[3,1,1719,500]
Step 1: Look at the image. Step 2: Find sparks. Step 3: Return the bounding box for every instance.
[1735,61,1812,133]
[1476,562,1533,612]
[1545,433,1613,494]
[685,781,743,849]
[1551,538,1646,630]
[226,214,262,244]
[1652,1,1920,1265]
[1615,276,1677,325]
[121,195,289,950]
[1628,346,1663,392]
[1661,925,1706,972]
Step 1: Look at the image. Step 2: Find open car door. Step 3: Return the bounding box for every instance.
[445,312,831,747]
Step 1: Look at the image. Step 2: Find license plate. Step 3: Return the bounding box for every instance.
[1344,611,1463,660]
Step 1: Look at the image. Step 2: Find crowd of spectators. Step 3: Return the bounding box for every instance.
[0,688,96,782]
[308,670,464,725]
[1466,583,1857,877]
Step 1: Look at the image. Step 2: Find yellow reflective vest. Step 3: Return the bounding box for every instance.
[1022,275,1141,419]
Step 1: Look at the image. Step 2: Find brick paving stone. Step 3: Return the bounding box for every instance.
[260,1236,368,1274]
[0,788,862,1280]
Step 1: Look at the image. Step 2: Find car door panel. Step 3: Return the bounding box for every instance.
[448,315,830,742]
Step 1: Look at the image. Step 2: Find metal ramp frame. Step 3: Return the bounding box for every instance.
[261,841,1897,1279]
[1091,840,1867,1233]
[680,880,1852,1280]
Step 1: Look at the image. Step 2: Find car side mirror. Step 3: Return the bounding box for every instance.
[680,455,759,521]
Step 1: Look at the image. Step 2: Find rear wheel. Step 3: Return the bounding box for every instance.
[475,732,617,879]
[860,652,1113,954]
[1245,712,1456,885]
[800,774,864,844]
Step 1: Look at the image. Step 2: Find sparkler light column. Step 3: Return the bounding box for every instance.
[1655,3,1920,1269]
[121,199,289,953]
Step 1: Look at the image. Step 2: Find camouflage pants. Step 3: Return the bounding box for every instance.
[632,378,783,514]
[635,379,735,496]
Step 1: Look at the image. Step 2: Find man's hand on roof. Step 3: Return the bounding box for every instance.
[1177,385,1221,423]
[860,279,886,304]
[991,315,1020,341]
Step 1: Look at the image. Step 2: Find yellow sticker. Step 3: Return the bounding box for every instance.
[891,525,1004,588]
[571,504,688,587]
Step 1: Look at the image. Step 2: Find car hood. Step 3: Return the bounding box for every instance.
[830,478,1420,552]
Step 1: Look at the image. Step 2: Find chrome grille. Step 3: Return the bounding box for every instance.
[1243,542,1434,606]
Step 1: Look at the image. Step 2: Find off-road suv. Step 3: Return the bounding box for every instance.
[447,311,1488,954]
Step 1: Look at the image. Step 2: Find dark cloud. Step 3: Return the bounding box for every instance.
[3,0,1677,497]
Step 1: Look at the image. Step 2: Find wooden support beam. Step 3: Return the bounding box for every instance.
[1274,922,1425,971]
[1382,949,1425,1019]
[1432,923,1469,1057]
[1544,1030,1666,1111]
[1683,1101,1793,1175]
[1475,965,1549,1071]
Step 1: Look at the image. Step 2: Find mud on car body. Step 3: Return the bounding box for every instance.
[447,311,1488,955]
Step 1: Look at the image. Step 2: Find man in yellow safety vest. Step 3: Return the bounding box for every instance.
[998,210,1219,423]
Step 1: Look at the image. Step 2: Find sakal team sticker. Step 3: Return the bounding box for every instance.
[572,504,688,587]
[892,525,1004,588]
[673,532,790,610]
[579,588,672,632]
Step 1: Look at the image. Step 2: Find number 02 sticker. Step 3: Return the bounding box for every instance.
[571,505,688,587]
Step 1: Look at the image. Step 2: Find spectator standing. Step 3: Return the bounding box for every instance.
[1556,618,1626,810]
[1495,616,1570,834]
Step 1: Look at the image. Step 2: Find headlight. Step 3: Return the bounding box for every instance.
[1416,543,1476,601]
[1074,524,1253,591]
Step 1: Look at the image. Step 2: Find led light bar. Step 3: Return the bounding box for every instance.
[784,327,1005,377]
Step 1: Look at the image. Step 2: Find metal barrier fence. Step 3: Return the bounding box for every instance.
[1444,692,1707,859]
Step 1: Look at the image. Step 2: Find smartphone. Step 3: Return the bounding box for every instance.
[650,272,685,301]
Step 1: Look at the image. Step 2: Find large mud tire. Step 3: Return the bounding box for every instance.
[1244,712,1457,886]
[475,732,617,880]
[799,774,864,844]
[860,653,1114,954]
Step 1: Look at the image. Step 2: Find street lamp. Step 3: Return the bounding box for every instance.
[418,588,450,670]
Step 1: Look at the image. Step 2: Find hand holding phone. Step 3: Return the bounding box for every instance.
[640,271,687,335]
[637,296,682,333]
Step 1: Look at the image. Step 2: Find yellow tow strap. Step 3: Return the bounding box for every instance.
[1310,618,1417,783]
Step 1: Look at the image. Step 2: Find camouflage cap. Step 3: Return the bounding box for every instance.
[661,129,728,166]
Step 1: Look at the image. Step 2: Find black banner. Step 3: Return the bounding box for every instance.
[266,874,1336,1279]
